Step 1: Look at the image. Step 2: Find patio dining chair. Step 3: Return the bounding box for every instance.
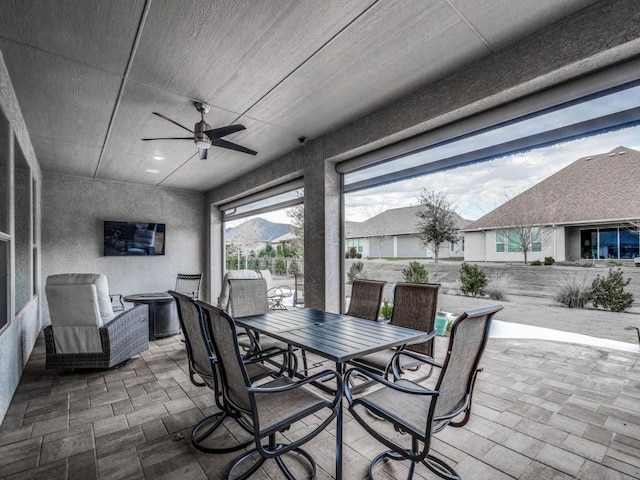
[346,279,386,320]
[175,273,202,299]
[169,291,284,454]
[196,300,341,480]
[344,304,503,480]
[351,282,440,379]
[228,278,302,375]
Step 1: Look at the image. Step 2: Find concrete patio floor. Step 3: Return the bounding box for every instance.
[0,329,639,479]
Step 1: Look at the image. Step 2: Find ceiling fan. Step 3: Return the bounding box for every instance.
[142,102,257,160]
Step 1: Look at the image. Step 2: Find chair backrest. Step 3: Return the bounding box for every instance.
[391,282,440,356]
[258,269,274,290]
[228,278,269,317]
[175,273,202,299]
[45,273,116,354]
[346,279,386,320]
[169,290,215,387]
[433,304,503,419]
[294,274,304,306]
[218,269,262,311]
[196,300,252,413]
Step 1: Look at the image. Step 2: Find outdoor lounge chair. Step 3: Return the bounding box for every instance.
[344,304,503,480]
[196,300,341,480]
[346,279,386,320]
[169,291,283,453]
[44,273,149,370]
[351,282,440,377]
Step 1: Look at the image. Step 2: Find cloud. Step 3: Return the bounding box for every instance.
[345,125,640,221]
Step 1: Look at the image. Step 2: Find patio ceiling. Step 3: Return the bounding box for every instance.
[0,0,596,191]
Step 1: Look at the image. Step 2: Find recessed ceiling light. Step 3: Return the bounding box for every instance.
[153,156,164,160]
[145,169,159,174]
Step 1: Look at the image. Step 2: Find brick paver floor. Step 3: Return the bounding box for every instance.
[0,331,638,479]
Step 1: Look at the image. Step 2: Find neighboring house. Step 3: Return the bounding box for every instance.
[463,146,640,263]
[345,205,470,259]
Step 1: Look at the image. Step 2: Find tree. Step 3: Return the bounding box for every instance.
[287,203,304,258]
[494,191,556,264]
[231,221,260,270]
[415,189,459,263]
[366,206,391,259]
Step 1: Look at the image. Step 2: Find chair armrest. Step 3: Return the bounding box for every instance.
[344,366,437,403]
[248,369,341,395]
[389,348,443,380]
[101,304,149,354]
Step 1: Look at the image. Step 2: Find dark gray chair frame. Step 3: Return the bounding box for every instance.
[344,304,503,480]
[346,279,386,320]
[170,291,286,455]
[197,300,341,480]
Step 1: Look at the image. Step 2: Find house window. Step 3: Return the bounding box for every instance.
[497,228,541,253]
[496,231,506,253]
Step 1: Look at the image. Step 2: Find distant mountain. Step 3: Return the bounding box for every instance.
[225,217,292,242]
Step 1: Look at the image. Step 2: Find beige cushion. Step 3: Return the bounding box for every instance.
[45,273,116,354]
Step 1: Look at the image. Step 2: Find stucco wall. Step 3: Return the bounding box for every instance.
[0,49,42,423]
[41,173,207,320]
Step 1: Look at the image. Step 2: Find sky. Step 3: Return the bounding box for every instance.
[344,125,640,222]
[230,83,640,227]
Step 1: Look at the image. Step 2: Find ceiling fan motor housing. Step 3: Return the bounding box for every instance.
[194,120,212,148]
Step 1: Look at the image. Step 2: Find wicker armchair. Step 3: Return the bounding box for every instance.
[169,291,282,454]
[353,283,440,377]
[196,300,341,480]
[344,304,503,480]
[346,279,386,320]
[44,273,148,370]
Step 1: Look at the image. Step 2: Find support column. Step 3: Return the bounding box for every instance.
[303,137,342,313]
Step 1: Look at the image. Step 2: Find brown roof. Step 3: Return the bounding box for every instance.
[464,146,640,231]
[346,205,470,238]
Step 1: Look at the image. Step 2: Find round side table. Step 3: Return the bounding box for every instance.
[123,292,181,340]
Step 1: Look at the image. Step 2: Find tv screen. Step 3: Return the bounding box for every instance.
[104,221,166,256]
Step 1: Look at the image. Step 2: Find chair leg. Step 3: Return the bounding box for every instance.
[369,448,461,480]
[191,411,253,454]
[228,434,316,480]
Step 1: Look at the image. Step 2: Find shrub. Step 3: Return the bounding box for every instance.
[349,247,357,258]
[347,261,364,284]
[380,300,393,320]
[591,268,634,312]
[530,260,542,266]
[289,259,299,275]
[247,256,260,270]
[459,263,487,297]
[402,261,429,283]
[544,256,555,265]
[486,271,512,301]
[273,257,287,275]
[555,274,592,308]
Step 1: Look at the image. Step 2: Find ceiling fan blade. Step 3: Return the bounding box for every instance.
[152,112,194,134]
[199,148,208,160]
[211,138,257,156]
[141,137,193,141]
[204,124,246,140]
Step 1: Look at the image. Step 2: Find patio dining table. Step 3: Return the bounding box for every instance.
[235,308,430,480]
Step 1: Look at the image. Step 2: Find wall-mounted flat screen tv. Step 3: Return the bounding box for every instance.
[104,221,166,256]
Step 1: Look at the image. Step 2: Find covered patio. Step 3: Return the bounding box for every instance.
[0,332,637,479]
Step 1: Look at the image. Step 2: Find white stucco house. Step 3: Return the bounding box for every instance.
[345,205,470,259]
[463,146,640,263]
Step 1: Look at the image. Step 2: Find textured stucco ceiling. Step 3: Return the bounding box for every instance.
[0,0,597,191]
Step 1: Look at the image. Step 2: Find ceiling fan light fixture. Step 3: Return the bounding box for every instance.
[195,139,210,149]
